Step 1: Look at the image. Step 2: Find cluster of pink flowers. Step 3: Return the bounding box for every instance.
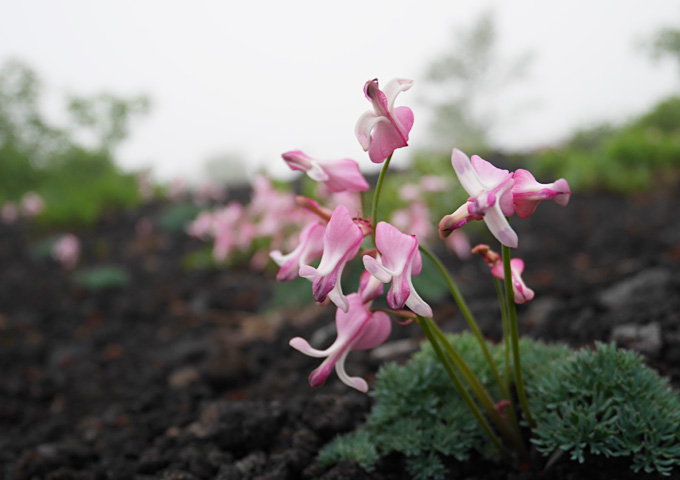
[187,175,314,268]
[274,77,571,392]
[1,192,46,224]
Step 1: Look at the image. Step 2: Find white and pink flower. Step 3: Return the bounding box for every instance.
[299,205,364,312]
[363,222,432,318]
[289,293,391,392]
[355,78,414,164]
[439,149,517,248]
[282,151,369,193]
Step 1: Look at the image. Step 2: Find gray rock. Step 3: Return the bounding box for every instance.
[599,268,671,310]
[610,322,662,356]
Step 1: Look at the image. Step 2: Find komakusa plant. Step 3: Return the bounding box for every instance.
[271,77,680,475]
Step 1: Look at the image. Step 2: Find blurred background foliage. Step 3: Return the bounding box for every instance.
[0,60,147,227]
[1,14,680,233]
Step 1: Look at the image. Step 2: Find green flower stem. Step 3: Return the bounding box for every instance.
[428,320,526,454]
[418,244,506,395]
[417,316,512,460]
[494,278,512,390]
[502,244,536,428]
[370,153,393,238]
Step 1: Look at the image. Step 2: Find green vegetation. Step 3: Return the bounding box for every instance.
[529,96,680,193]
[73,265,130,290]
[531,343,680,476]
[0,60,149,227]
[318,335,680,478]
[318,333,569,479]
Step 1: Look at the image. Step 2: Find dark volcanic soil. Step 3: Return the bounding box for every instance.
[1,189,680,480]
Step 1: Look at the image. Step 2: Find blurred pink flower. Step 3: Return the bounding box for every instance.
[1,202,19,224]
[355,78,414,163]
[282,151,369,193]
[363,222,432,317]
[52,234,80,270]
[390,201,435,243]
[289,293,391,392]
[512,169,571,219]
[439,149,517,248]
[420,175,448,193]
[444,230,472,260]
[21,192,44,218]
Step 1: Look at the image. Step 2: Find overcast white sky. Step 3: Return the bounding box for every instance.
[1,1,679,183]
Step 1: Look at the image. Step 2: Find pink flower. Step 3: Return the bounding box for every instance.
[186,211,216,240]
[52,234,80,270]
[511,169,571,219]
[362,222,433,318]
[21,192,44,218]
[299,205,364,312]
[390,201,435,244]
[270,222,326,281]
[445,230,472,261]
[355,78,414,163]
[472,244,534,304]
[492,258,534,304]
[1,202,18,224]
[212,202,249,262]
[282,151,369,193]
[439,149,518,248]
[359,269,384,304]
[289,293,391,392]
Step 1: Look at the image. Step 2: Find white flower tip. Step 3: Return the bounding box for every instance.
[498,228,519,249]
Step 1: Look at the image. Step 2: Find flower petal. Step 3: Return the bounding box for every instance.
[483,205,518,248]
[451,148,483,196]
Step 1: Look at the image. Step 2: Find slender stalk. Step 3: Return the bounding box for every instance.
[502,245,535,427]
[494,278,512,390]
[370,153,392,237]
[428,321,526,455]
[418,316,512,459]
[418,244,505,394]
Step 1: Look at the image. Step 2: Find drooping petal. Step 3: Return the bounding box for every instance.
[299,205,363,311]
[512,169,571,218]
[490,258,535,304]
[317,157,370,193]
[368,222,432,317]
[483,205,518,248]
[290,294,392,392]
[368,119,408,164]
[270,222,326,281]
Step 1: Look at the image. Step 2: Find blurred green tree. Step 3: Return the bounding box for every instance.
[423,12,532,154]
[0,60,149,225]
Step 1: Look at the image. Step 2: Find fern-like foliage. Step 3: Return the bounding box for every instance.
[317,332,570,479]
[530,342,680,476]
